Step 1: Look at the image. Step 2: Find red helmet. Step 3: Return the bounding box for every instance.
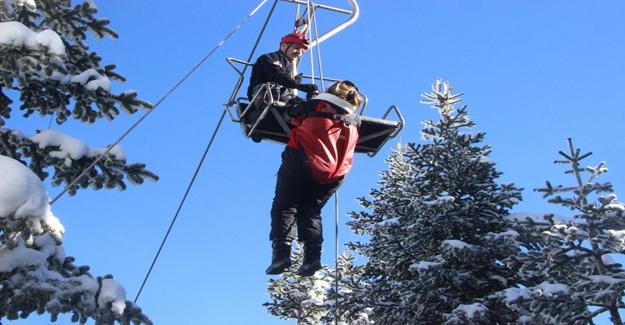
[280,32,309,49]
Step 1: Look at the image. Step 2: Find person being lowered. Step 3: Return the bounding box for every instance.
[266,80,362,277]
[247,32,319,108]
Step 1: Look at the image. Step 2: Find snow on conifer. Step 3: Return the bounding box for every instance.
[264,244,373,324]
[0,155,151,324]
[263,79,625,324]
[499,139,625,324]
[0,1,154,323]
[347,80,523,324]
[0,0,156,195]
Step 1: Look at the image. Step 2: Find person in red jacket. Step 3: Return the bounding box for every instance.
[266,80,361,276]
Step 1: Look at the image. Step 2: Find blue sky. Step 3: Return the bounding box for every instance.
[10,1,625,324]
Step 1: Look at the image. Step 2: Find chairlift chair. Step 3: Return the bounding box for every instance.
[224,0,404,156]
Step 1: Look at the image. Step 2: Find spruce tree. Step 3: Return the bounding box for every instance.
[264,243,330,325]
[0,0,156,195]
[264,245,372,324]
[501,139,625,324]
[347,80,523,324]
[0,1,154,323]
[0,155,151,324]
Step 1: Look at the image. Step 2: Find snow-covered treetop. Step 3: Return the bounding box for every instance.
[420,79,464,117]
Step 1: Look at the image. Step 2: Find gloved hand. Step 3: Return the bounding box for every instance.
[294,73,303,84]
[306,90,319,100]
[297,83,319,94]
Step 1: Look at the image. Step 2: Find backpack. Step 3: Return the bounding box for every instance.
[291,100,359,184]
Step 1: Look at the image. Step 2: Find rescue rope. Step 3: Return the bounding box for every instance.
[49,0,269,206]
[310,2,327,91]
[304,2,339,322]
[306,2,316,84]
[334,190,340,324]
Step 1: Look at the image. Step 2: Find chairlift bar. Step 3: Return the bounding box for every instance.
[246,84,274,136]
[224,102,239,122]
[226,57,252,76]
[355,93,368,116]
[358,129,395,145]
[280,0,359,48]
[309,0,359,48]
[227,0,279,108]
[361,105,404,157]
[299,73,340,83]
[226,0,359,108]
[382,105,405,135]
[279,0,353,15]
[270,103,292,136]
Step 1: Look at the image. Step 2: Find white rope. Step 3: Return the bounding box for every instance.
[306,1,316,84]
[310,1,327,91]
[302,2,337,321]
[334,190,340,324]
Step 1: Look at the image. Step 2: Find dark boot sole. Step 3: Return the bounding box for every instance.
[296,263,321,276]
[265,261,292,275]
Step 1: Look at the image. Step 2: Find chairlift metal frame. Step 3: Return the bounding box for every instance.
[224,0,404,157]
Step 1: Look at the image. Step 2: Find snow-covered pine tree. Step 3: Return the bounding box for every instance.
[0,155,151,324]
[264,245,372,324]
[500,139,625,324]
[0,0,156,195]
[322,253,373,325]
[347,80,523,324]
[265,243,330,325]
[0,1,154,323]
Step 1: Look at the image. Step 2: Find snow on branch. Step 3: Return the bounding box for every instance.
[420,79,464,116]
[0,154,151,324]
[29,129,126,165]
[0,21,66,57]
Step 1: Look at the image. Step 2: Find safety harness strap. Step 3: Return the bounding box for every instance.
[301,111,361,126]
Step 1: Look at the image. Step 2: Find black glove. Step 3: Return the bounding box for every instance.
[294,73,303,84]
[297,83,319,94]
[306,91,319,100]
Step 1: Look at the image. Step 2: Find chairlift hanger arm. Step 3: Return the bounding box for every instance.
[226,58,252,76]
[280,0,353,14]
[280,0,359,48]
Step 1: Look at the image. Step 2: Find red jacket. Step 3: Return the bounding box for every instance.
[288,93,359,184]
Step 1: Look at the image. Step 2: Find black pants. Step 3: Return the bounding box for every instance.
[270,147,343,244]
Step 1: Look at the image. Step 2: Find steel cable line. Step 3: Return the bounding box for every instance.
[131,1,272,303]
[49,0,268,206]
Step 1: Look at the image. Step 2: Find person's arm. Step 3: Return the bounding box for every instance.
[257,54,318,93]
[287,99,316,117]
[257,55,299,89]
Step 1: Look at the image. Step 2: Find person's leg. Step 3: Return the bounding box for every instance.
[296,178,343,276]
[266,148,309,275]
